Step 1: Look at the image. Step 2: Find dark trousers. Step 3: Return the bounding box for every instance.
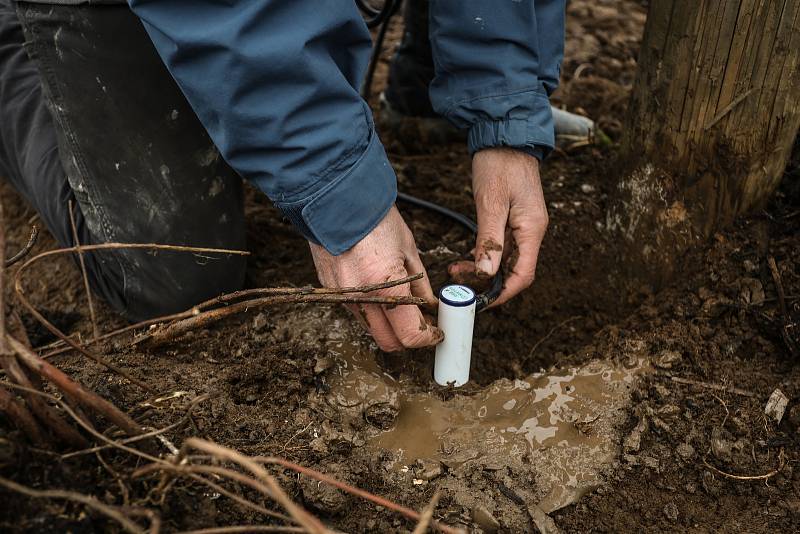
[0,1,246,321]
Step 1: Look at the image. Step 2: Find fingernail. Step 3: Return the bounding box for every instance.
[476,258,493,275]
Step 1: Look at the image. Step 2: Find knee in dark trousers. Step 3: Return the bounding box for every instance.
[2,2,247,321]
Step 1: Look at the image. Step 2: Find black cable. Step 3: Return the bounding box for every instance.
[397,192,504,311]
[360,0,401,101]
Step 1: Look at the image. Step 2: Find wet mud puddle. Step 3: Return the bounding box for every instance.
[304,309,645,513]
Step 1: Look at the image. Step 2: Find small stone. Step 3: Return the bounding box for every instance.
[711,438,733,462]
[655,350,682,369]
[623,417,648,453]
[313,356,334,374]
[676,442,695,461]
[738,278,765,306]
[415,458,443,481]
[664,502,679,521]
[299,472,348,514]
[580,183,596,194]
[658,404,681,416]
[472,506,501,533]
[765,388,789,424]
[651,416,672,433]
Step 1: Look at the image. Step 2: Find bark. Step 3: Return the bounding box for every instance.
[609,0,800,282]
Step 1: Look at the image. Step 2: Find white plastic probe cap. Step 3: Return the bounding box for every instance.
[434,284,476,387]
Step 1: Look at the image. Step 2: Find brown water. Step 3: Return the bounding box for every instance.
[302,308,644,513]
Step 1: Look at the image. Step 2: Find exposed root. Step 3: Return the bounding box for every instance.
[702,449,785,482]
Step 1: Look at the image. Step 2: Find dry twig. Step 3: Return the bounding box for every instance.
[41,273,426,359]
[7,336,142,436]
[14,242,249,391]
[768,256,798,358]
[254,456,463,534]
[177,527,304,534]
[412,491,441,534]
[0,475,149,534]
[702,449,785,481]
[668,376,755,397]
[69,201,99,340]
[4,225,38,268]
[176,439,328,534]
[142,292,425,347]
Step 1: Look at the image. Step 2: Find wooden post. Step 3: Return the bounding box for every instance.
[608,0,800,282]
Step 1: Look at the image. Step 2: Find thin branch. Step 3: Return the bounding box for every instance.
[527,316,580,359]
[61,393,210,459]
[14,242,249,391]
[176,527,304,534]
[41,274,425,359]
[412,491,441,534]
[254,456,463,534]
[668,376,755,397]
[0,475,146,534]
[768,256,798,358]
[142,293,425,347]
[0,349,87,447]
[2,347,143,438]
[133,464,293,525]
[0,385,45,444]
[0,202,46,444]
[178,439,328,534]
[4,225,38,267]
[702,450,784,481]
[185,472,292,524]
[202,273,425,306]
[69,201,99,340]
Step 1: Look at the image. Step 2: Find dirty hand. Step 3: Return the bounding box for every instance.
[309,206,443,352]
[450,147,548,307]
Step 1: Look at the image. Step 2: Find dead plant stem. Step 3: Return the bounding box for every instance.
[0,475,146,534]
[69,201,99,340]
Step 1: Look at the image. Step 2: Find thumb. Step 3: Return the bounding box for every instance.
[474,199,508,277]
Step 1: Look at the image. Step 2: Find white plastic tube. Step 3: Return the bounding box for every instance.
[434,284,476,387]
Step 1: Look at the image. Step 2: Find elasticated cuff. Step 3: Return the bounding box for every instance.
[274,130,397,256]
[466,91,555,159]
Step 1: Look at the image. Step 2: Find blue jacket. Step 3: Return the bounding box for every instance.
[127,0,564,255]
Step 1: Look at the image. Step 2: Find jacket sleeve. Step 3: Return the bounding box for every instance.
[126,0,397,255]
[428,0,565,160]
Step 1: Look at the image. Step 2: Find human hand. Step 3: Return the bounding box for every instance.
[449,147,548,307]
[309,205,443,351]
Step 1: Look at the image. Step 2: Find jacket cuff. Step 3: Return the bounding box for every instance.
[466,90,555,159]
[274,130,397,256]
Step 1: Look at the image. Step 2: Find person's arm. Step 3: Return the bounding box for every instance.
[127,0,392,255]
[429,0,565,306]
[128,0,441,350]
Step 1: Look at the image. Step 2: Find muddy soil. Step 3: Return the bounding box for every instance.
[2,1,799,532]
